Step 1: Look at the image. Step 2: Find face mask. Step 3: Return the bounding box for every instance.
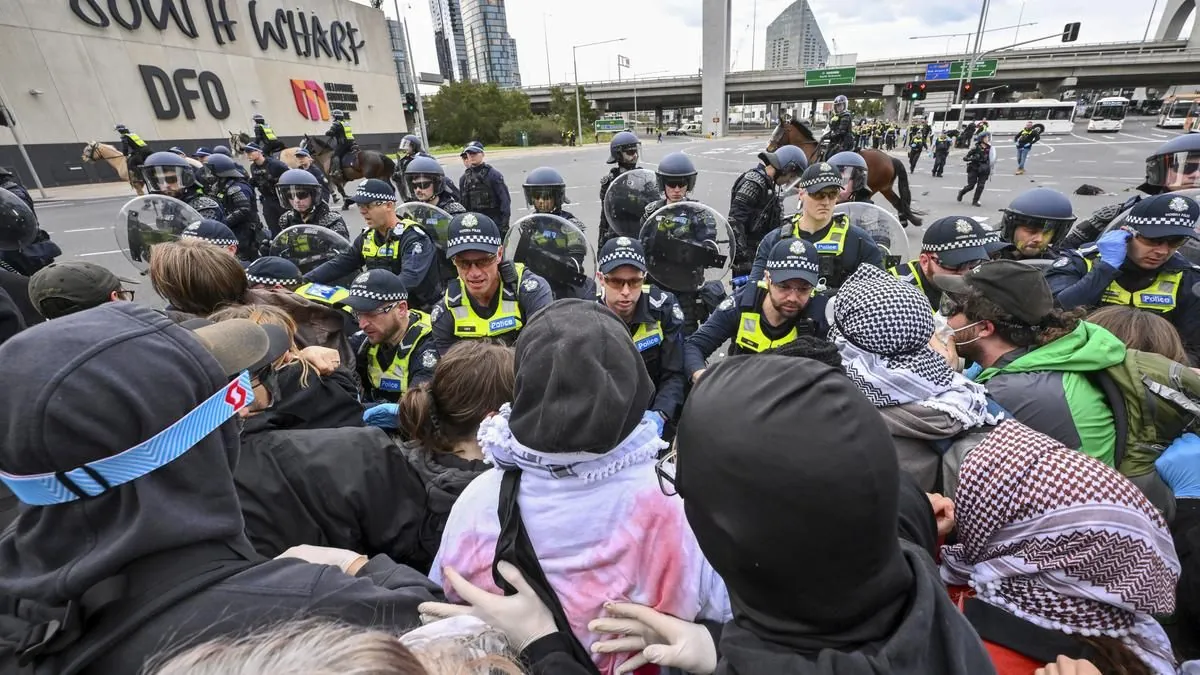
[951,320,985,346]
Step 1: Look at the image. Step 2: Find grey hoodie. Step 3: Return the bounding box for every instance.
[880,403,965,492]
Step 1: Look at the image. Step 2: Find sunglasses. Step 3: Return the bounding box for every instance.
[664,180,690,189]
[603,275,645,290]
[410,181,434,190]
[932,256,977,273]
[352,302,399,320]
[807,189,840,201]
[1135,233,1190,249]
[453,254,498,270]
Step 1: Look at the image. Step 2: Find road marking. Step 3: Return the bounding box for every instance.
[1043,159,1062,162]
[77,249,124,257]
[1151,133,1170,138]
[1070,132,1103,144]
[1078,160,1097,163]
[62,227,107,233]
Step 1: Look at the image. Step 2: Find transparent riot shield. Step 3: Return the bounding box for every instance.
[1105,189,1200,266]
[639,202,734,293]
[504,213,597,300]
[396,202,452,251]
[269,225,352,275]
[113,195,203,272]
[603,168,661,237]
[833,202,911,270]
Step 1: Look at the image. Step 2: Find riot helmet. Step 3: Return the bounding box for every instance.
[1141,134,1200,195]
[141,151,196,195]
[833,95,848,114]
[655,152,697,196]
[400,134,423,155]
[253,114,265,124]
[403,155,445,199]
[276,169,321,212]
[759,145,809,185]
[205,154,244,179]
[608,131,641,167]
[211,145,232,156]
[828,151,868,194]
[0,187,38,251]
[523,166,568,213]
[0,166,14,180]
[114,124,129,134]
[332,110,345,120]
[1001,188,1076,251]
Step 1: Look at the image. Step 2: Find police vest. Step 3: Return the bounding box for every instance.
[1082,252,1183,313]
[447,263,527,339]
[888,261,939,313]
[732,282,808,353]
[628,286,665,352]
[785,214,851,288]
[360,225,414,271]
[258,125,278,141]
[339,123,354,140]
[295,282,353,313]
[463,170,496,210]
[365,310,433,395]
[125,133,147,148]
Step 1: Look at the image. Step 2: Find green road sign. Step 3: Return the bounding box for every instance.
[594,118,626,133]
[948,59,998,79]
[804,66,857,87]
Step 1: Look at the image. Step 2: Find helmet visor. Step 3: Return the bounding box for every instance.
[838,166,867,199]
[616,143,640,164]
[277,185,319,208]
[406,173,442,197]
[524,186,564,211]
[1003,213,1075,246]
[657,174,697,193]
[142,166,194,193]
[1146,151,1200,191]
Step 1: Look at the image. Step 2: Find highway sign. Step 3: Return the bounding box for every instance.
[925,63,952,81]
[594,118,626,133]
[805,66,857,87]
[948,59,998,79]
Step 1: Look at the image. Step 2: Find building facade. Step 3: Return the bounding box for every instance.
[386,18,418,96]
[460,0,521,88]
[0,0,407,187]
[764,0,830,71]
[429,0,470,82]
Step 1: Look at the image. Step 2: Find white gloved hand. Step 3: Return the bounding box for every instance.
[588,602,718,675]
[274,544,368,575]
[417,562,556,652]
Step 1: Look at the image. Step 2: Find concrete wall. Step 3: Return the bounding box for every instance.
[701,0,730,137]
[0,0,407,186]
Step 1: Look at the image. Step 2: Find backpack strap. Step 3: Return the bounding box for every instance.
[963,597,1099,664]
[1086,370,1129,470]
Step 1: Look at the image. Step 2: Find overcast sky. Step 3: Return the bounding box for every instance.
[367,0,1191,91]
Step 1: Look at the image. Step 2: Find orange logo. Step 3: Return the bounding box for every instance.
[290,80,330,121]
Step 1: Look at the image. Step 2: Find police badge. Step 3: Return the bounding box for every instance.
[463,213,479,228]
[354,272,370,284]
[1170,197,1189,213]
[522,278,539,292]
[421,351,438,369]
[672,304,685,322]
[789,240,806,255]
[955,219,973,235]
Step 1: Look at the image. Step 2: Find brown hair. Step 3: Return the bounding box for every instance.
[208,304,313,386]
[149,238,248,315]
[959,286,1085,348]
[1079,635,1155,675]
[1087,305,1189,364]
[399,340,514,454]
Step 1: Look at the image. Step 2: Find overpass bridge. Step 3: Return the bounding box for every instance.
[523,40,1199,115]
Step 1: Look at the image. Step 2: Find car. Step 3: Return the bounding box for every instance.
[666,127,686,136]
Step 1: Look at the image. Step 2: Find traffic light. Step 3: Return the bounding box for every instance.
[917,81,928,101]
[404,92,417,113]
[1062,22,1080,43]
[904,81,916,101]
[963,81,973,96]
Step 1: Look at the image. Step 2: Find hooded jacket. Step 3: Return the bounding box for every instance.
[266,363,364,431]
[976,321,1126,466]
[880,403,966,492]
[0,304,439,674]
[400,442,490,561]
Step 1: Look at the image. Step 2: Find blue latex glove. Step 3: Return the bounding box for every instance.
[363,403,400,429]
[643,410,666,437]
[963,361,984,381]
[1095,229,1131,269]
[1156,432,1200,499]
[731,275,749,290]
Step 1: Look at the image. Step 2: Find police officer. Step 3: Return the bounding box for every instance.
[907,123,928,173]
[957,133,993,207]
[430,212,553,354]
[276,169,349,239]
[181,219,240,257]
[1062,134,1200,250]
[827,151,870,203]
[640,152,699,226]
[246,256,354,326]
[404,156,465,216]
[822,95,855,159]
[888,216,991,310]
[245,143,290,237]
[750,162,883,292]
[140,151,225,222]
[325,109,356,181]
[519,166,594,300]
[0,187,41,279]
[1046,193,1200,363]
[885,122,898,151]
[597,236,686,433]
[205,154,261,261]
[252,114,286,157]
[458,142,511,237]
[931,131,952,178]
[306,179,440,309]
[343,269,439,403]
[393,134,424,201]
[115,124,152,177]
[0,167,34,215]
[997,188,1076,261]
[686,238,830,382]
[598,131,642,246]
[295,149,335,204]
[728,145,808,275]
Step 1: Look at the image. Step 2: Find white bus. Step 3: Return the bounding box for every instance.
[921,99,1077,135]
[1158,96,1199,128]
[1087,96,1130,132]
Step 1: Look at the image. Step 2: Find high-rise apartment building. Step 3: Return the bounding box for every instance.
[764,0,831,71]
[429,0,470,82]
[386,19,418,96]
[460,0,522,88]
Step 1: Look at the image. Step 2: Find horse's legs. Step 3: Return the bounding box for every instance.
[879,188,909,227]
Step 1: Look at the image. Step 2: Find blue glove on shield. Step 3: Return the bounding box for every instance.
[1156,432,1200,499]
[643,410,666,437]
[1095,229,1131,269]
[363,403,400,429]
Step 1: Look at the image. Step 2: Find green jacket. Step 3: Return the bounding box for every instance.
[976,322,1127,466]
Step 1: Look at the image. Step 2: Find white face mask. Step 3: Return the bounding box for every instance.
[951,320,986,346]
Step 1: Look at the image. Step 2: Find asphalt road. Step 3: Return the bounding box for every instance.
[32,117,1192,300]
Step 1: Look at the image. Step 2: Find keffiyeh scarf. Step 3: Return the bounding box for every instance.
[942,421,1181,675]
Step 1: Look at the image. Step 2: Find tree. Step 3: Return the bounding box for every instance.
[548,85,599,133]
[425,81,532,145]
[849,98,883,118]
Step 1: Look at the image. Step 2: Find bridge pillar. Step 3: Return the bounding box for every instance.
[1037,79,1068,98]
[655,106,663,129]
[701,0,731,137]
[884,97,900,121]
[1156,0,1200,47]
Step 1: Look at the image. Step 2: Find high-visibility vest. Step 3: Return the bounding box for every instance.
[365,310,433,395]
[447,263,526,339]
[1083,251,1183,313]
[732,282,802,353]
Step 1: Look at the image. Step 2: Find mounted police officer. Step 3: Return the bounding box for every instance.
[686,238,830,383]
[1046,193,1200,363]
[429,212,553,354]
[244,143,290,237]
[305,179,441,311]
[822,95,855,160]
[750,162,883,293]
[458,142,511,238]
[115,124,152,177]
[404,156,465,216]
[598,131,641,246]
[295,149,334,204]
[140,151,224,222]
[344,269,439,404]
[201,154,260,261]
[0,167,34,215]
[251,114,286,158]
[518,166,595,300]
[325,109,356,181]
[728,145,808,276]
[997,188,1075,261]
[827,151,870,204]
[1062,133,1200,250]
[888,216,991,310]
[931,131,952,178]
[276,169,349,239]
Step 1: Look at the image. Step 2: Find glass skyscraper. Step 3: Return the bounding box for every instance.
[460,0,521,88]
[764,0,831,71]
[429,0,470,82]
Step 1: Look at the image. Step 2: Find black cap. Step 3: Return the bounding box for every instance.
[244,256,303,286]
[598,236,647,273]
[347,178,397,204]
[1125,193,1200,240]
[343,269,408,312]
[765,238,820,286]
[921,216,992,267]
[446,212,502,258]
[461,142,484,157]
[181,219,238,248]
[182,318,292,377]
[932,259,1055,325]
[28,262,138,318]
[798,162,843,193]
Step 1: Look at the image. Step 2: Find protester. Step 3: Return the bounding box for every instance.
[1087,305,1190,364]
[27,260,137,320]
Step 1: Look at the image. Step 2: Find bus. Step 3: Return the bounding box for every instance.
[1087,96,1130,132]
[1158,96,1199,128]
[1188,100,1200,133]
[921,99,1077,135]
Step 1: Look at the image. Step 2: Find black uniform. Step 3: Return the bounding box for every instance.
[305,163,335,204]
[749,214,884,291]
[907,129,928,173]
[278,200,350,239]
[638,197,728,334]
[958,145,992,206]
[459,164,511,237]
[600,286,688,424]
[0,177,34,215]
[1060,197,1142,250]
[179,187,225,222]
[250,157,290,237]
[253,124,287,157]
[216,176,260,259]
[824,112,855,157]
[0,229,60,277]
[598,165,637,246]
[306,225,441,311]
[727,166,780,275]
[518,209,596,300]
[932,137,952,177]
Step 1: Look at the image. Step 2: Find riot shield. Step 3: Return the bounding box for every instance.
[1105,189,1200,266]
[269,225,352,275]
[603,168,661,237]
[396,202,452,251]
[638,202,734,293]
[833,202,911,270]
[504,213,597,300]
[113,195,203,272]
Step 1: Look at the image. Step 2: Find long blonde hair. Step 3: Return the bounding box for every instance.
[208,304,314,387]
[148,238,248,315]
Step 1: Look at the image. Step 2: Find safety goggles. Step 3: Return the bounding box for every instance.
[655,446,677,497]
[663,179,690,189]
[409,180,436,191]
[278,187,316,202]
[351,302,400,321]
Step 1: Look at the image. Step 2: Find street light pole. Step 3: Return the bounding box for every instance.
[0,80,47,198]
[1143,0,1160,42]
[543,13,553,86]
[572,38,625,145]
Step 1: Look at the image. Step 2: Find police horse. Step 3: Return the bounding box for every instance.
[301,134,396,211]
[81,141,147,196]
[228,131,304,169]
[767,119,924,228]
